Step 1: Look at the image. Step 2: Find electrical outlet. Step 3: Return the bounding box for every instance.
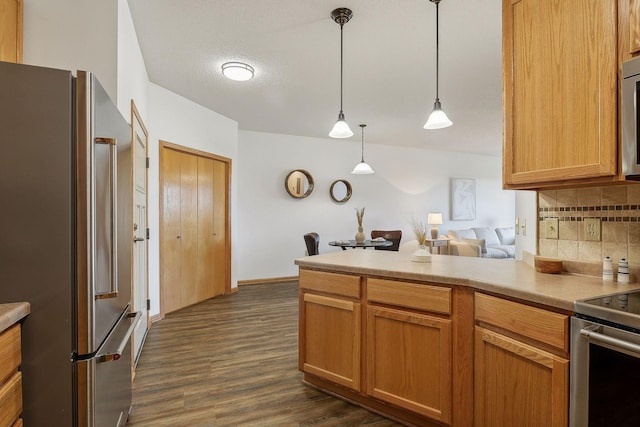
[584,218,601,241]
[545,218,559,239]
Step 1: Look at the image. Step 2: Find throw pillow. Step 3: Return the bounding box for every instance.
[462,237,487,253]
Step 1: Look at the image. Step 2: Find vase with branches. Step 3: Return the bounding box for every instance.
[409,216,431,262]
[355,207,366,243]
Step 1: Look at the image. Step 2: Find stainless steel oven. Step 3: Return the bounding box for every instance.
[571,292,640,427]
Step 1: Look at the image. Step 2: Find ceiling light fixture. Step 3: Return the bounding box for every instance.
[351,124,375,174]
[329,8,354,139]
[424,0,452,130]
[221,61,254,81]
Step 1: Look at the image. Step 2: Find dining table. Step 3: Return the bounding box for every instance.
[328,239,393,250]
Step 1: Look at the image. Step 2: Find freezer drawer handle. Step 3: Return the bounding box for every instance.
[96,312,141,363]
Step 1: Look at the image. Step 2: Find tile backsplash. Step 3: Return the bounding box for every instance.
[538,185,640,268]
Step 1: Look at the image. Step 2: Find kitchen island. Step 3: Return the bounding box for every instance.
[295,251,640,427]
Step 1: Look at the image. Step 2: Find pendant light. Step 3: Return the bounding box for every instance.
[351,124,375,174]
[424,0,453,130]
[329,8,354,139]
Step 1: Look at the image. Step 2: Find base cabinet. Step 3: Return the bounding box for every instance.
[367,306,452,423]
[474,327,568,427]
[299,292,361,391]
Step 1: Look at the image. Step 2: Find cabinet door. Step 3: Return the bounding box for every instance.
[367,306,452,423]
[299,293,361,391]
[475,327,568,427]
[503,0,617,187]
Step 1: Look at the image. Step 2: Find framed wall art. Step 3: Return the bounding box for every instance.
[451,178,476,220]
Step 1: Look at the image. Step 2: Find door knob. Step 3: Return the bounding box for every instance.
[133,237,145,243]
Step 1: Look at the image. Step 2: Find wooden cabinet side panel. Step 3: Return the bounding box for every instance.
[630,0,640,54]
[299,269,360,298]
[503,0,618,186]
[300,293,361,391]
[366,306,452,423]
[475,293,568,351]
[475,327,568,427]
[0,0,22,63]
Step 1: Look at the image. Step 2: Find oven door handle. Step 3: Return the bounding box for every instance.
[580,328,640,357]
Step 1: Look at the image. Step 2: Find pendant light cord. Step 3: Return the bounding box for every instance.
[360,124,366,162]
[340,21,345,115]
[435,1,440,102]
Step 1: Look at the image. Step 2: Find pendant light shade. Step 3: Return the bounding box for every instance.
[329,8,354,139]
[351,124,374,175]
[424,0,452,130]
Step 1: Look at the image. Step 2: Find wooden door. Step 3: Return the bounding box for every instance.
[197,156,214,300]
[366,305,452,423]
[474,327,569,427]
[160,147,183,314]
[300,292,361,391]
[502,0,617,187]
[160,142,231,316]
[212,159,228,296]
[0,0,22,63]
[131,101,149,367]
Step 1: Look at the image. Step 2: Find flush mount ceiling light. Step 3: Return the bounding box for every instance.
[329,8,354,139]
[424,0,453,130]
[351,124,375,174]
[221,62,254,81]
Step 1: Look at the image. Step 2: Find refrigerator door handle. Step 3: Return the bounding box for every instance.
[96,312,141,363]
[94,136,119,300]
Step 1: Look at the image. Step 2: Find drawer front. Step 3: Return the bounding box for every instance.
[0,324,21,384]
[475,293,568,351]
[299,269,360,299]
[0,372,22,427]
[367,278,451,315]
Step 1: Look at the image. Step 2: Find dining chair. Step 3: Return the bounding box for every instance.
[304,232,320,256]
[370,230,402,251]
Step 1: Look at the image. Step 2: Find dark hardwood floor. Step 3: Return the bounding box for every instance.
[128,282,402,426]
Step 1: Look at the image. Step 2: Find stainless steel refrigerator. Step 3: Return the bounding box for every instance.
[0,61,140,426]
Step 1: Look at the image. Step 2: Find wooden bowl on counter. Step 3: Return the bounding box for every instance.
[534,257,563,274]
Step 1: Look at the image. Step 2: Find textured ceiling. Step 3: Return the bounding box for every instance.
[128,0,503,156]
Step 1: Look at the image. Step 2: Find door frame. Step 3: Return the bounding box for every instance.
[159,140,232,318]
[131,99,149,371]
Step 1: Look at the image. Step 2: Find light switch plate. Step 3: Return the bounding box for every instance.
[584,218,601,241]
[546,218,559,239]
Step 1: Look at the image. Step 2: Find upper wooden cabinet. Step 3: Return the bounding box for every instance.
[631,0,640,54]
[502,0,619,189]
[0,0,22,63]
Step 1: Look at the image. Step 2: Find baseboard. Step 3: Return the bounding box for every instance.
[150,313,164,323]
[237,276,299,286]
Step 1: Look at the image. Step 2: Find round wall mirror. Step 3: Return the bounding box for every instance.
[285,169,314,198]
[329,179,352,203]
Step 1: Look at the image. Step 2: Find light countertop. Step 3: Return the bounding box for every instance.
[295,251,640,311]
[0,302,30,333]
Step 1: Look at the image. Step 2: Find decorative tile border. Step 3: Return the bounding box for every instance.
[538,205,640,222]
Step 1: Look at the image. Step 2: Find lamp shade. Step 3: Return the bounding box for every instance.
[221,62,254,81]
[329,115,354,138]
[424,100,452,130]
[351,161,375,175]
[427,212,443,225]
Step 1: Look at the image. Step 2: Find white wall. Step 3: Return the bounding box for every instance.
[147,83,239,315]
[237,131,515,281]
[22,0,119,102]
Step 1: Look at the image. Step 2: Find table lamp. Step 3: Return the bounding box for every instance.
[427,212,443,239]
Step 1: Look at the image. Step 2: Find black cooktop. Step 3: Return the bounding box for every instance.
[575,290,640,330]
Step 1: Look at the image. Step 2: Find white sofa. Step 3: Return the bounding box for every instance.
[447,227,515,259]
